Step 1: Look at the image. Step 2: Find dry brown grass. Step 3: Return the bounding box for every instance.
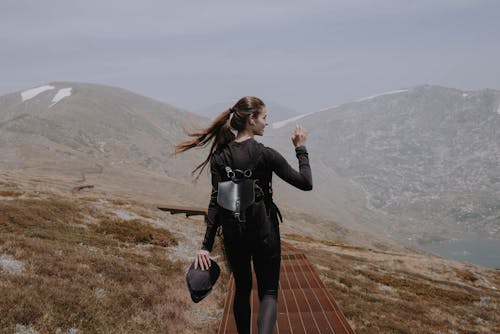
[363,272,479,304]
[0,190,24,197]
[283,232,344,246]
[91,218,178,247]
[0,195,199,334]
[0,180,20,188]
[283,232,402,255]
[285,235,500,334]
[453,268,479,282]
[2,175,498,333]
[108,198,133,206]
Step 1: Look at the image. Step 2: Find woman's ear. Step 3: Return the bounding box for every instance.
[249,114,256,125]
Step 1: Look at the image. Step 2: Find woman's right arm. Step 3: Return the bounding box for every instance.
[267,124,312,190]
[267,146,313,191]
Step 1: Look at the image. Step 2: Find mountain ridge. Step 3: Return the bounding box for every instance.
[1,81,499,267]
[265,84,500,261]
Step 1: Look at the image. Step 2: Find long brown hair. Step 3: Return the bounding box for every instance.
[173,96,265,180]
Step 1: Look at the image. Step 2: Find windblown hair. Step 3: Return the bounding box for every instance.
[173,96,265,180]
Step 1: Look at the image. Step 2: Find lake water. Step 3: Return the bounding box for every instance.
[416,232,500,269]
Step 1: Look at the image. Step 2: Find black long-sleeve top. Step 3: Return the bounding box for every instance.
[201,138,312,252]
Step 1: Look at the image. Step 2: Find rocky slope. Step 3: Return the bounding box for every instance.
[265,85,500,253]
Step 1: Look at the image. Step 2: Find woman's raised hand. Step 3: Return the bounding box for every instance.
[291,124,308,147]
[194,249,211,270]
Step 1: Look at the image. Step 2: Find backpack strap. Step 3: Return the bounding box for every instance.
[217,144,264,222]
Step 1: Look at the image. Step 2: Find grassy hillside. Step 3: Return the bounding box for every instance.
[284,234,500,333]
[1,174,499,333]
[0,178,227,334]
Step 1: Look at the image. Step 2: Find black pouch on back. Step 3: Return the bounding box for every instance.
[217,178,256,222]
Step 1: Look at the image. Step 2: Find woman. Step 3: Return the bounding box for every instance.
[175,96,312,334]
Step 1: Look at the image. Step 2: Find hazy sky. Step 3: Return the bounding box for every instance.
[2,0,500,113]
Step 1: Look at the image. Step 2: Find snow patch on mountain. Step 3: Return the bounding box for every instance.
[319,105,339,112]
[49,87,72,108]
[21,85,55,101]
[272,112,314,129]
[357,89,408,102]
[272,103,344,128]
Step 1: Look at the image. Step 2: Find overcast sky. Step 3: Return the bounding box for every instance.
[2,0,500,113]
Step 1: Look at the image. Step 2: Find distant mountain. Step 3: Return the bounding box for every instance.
[193,99,301,123]
[2,82,499,257]
[0,82,209,181]
[264,85,500,244]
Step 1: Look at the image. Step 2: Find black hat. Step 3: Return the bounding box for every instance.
[186,259,220,303]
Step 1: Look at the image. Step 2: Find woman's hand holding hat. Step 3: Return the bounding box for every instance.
[194,249,211,270]
[186,257,220,303]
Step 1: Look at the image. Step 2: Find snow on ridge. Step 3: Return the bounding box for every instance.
[271,104,341,129]
[49,87,72,108]
[272,112,315,129]
[21,85,55,101]
[319,105,339,112]
[316,89,408,113]
[357,89,408,102]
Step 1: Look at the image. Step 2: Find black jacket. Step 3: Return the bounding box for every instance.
[201,138,312,252]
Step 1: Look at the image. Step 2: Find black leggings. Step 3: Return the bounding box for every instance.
[222,201,281,334]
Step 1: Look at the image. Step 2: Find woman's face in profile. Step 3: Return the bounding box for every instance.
[253,108,268,136]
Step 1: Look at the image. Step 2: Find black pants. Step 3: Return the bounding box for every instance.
[222,201,281,334]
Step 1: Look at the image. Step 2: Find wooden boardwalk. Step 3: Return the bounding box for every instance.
[156,205,354,333]
[217,242,355,334]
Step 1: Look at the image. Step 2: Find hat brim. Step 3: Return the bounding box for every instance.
[190,288,212,303]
